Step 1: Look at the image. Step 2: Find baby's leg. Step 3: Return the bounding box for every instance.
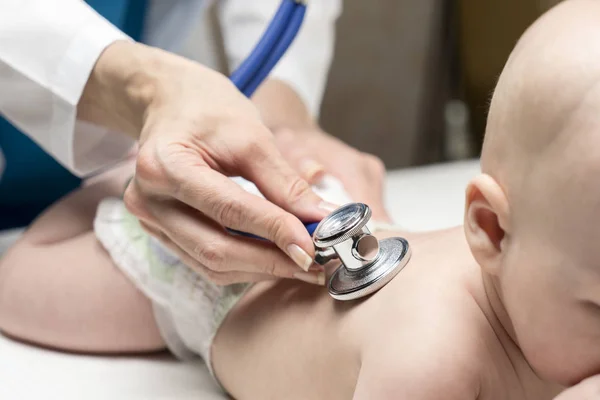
[0,161,165,353]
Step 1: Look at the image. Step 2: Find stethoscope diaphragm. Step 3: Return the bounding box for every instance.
[312,203,412,301]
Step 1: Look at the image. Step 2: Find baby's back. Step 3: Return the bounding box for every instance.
[212,228,557,400]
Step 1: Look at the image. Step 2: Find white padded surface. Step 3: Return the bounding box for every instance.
[0,159,479,399]
[385,159,480,231]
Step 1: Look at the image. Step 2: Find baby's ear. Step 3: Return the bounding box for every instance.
[464,174,510,275]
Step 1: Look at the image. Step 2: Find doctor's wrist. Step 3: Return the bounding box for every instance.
[79,40,239,144]
[79,40,206,141]
[78,40,156,138]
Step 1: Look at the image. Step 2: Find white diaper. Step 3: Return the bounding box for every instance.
[94,176,401,381]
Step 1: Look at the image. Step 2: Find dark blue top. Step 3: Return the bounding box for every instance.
[0,0,147,229]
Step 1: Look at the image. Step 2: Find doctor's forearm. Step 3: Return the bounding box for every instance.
[252,79,316,131]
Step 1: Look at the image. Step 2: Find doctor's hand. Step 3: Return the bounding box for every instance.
[553,376,600,399]
[273,128,391,222]
[79,41,332,285]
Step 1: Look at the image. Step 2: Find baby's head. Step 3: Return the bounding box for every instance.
[464,0,600,386]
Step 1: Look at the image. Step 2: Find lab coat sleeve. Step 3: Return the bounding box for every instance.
[219,0,342,117]
[0,0,135,177]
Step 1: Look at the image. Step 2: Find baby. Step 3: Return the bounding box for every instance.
[2,0,600,398]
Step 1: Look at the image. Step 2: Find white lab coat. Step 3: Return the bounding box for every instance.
[0,0,341,177]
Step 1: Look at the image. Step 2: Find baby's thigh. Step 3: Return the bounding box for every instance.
[0,160,163,353]
[25,160,134,245]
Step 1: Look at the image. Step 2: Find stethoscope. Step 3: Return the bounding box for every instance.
[228,0,412,301]
[312,203,411,301]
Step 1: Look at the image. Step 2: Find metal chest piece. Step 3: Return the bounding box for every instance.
[313,203,412,301]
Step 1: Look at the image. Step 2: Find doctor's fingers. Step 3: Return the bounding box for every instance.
[348,167,389,221]
[127,163,317,272]
[143,200,325,284]
[327,152,389,222]
[274,129,326,184]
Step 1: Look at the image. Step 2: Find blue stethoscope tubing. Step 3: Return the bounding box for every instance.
[230,0,307,98]
[226,0,318,240]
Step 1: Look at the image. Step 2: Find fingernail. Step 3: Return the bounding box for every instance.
[299,159,325,181]
[319,201,340,213]
[287,244,313,272]
[293,271,326,286]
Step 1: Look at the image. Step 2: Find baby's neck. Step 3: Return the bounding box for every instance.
[476,270,562,397]
[479,273,520,353]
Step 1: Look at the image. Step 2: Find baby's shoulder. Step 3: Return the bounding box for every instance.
[353,274,495,399]
[354,308,486,400]
[355,325,483,399]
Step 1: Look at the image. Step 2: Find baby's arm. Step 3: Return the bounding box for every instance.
[353,328,481,400]
[0,162,165,353]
